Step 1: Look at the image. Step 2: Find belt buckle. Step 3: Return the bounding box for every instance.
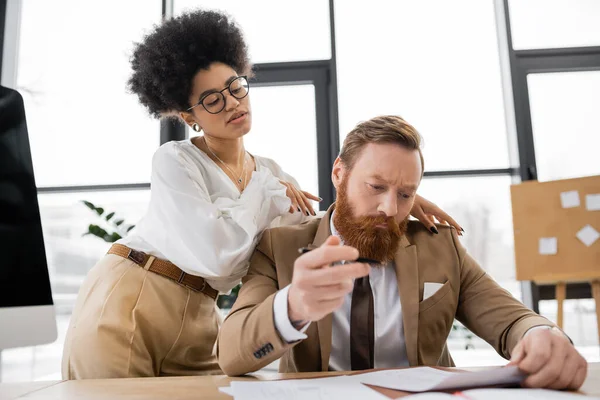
[127,249,146,265]
[178,271,207,293]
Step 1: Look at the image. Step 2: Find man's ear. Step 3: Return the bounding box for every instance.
[331,157,346,190]
[179,111,197,129]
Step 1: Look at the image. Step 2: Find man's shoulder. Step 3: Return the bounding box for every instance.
[258,217,322,257]
[405,220,459,254]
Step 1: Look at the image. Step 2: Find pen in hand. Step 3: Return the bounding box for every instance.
[298,247,380,265]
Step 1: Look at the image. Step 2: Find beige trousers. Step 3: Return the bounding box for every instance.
[62,254,221,379]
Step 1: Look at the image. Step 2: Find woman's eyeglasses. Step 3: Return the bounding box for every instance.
[187,76,249,114]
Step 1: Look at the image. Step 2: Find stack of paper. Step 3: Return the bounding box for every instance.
[356,365,524,392]
[219,366,526,399]
[219,366,595,399]
[404,388,599,399]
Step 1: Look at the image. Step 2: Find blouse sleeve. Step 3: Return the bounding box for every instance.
[141,144,292,283]
[256,156,316,227]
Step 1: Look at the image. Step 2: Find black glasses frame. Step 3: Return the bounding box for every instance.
[186,76,250,114]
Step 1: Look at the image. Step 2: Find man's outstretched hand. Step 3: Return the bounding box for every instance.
[509,328,587,390]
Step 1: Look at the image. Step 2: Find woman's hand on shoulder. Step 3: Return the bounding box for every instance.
[279,180,321,216]
[410,194,464,235]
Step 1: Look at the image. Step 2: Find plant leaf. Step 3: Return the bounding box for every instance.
[105,212,115,221]
[114,219,124,226]
[95,207,104,216]
[126,225,136,232]
[104,232,123,243]
[81,200,96,210]
[87,224,109,238]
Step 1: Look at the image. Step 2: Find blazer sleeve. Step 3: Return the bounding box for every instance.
[452,228,559,359]
[217,229,299,376]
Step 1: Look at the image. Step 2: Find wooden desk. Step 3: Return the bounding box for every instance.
[2,364,599,400]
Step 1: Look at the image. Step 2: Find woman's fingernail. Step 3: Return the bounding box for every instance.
[297,207,301,212]
[461,227,465,233]
[306,211,310,216]
[318,197,323,201]
[430,227,439,234]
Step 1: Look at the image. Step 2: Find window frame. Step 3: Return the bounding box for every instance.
[499,0,600,311]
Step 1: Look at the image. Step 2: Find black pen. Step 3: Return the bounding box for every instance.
[298,247,380,265]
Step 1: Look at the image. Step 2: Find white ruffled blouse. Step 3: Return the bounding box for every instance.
[118,138,309,293]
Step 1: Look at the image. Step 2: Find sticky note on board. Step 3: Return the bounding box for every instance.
[560,191,580,208]
[576,225,600,247]
[586,194,600,211]
[539,237,558,255]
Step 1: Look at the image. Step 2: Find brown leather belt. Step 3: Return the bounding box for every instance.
[108,244,218,301]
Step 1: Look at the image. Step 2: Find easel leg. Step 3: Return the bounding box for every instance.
[592,281,600,347]
[556,282,566,329]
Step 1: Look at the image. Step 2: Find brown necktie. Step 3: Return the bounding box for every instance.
[350,276,374,370]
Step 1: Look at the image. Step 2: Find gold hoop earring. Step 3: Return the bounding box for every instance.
[192,123,201,132]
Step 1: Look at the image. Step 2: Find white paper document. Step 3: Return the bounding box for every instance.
[539,237,558,255]
[586,194,600,211]
[576,224,600,247]
[403,388,600,399]
[560,191,581,208]
[219,386,234,396]
[226,375,386,400]
[219,373,594,400]
[358,366,525,392]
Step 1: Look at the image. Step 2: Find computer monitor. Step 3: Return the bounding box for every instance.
[0,85,57,349]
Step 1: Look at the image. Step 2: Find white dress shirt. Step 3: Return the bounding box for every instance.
[274,212,409,370]
[119,138,308,293]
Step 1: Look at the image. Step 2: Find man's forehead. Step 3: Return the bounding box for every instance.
[354,144,421,167]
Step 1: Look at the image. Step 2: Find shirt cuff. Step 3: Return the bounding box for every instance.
[524,325,572,343]
[273,284,311,343]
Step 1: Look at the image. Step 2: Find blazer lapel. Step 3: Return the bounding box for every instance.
[313,205,335,371]
[394,235,419,366]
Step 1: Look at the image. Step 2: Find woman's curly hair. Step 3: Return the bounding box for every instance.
[128,9,251,118]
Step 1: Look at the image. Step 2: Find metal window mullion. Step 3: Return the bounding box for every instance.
[37,183,151,194]
[313,71,336,209]
[423,168,518,178]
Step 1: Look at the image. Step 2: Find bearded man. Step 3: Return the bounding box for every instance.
[217,115,588,391]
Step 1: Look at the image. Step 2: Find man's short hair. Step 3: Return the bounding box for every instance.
[339,115,424,175]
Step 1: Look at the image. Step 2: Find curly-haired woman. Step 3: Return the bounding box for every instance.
[61,9,461,379]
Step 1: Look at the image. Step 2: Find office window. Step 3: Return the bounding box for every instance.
[16,0,161,187]
[39,190,151,310]
[335,0,510,171]
[417,175,517,285]
[528,71,600,182]
[174,0,331,64]
[539,299,600,356]
[508,0,600,50]
[244,85,319,197]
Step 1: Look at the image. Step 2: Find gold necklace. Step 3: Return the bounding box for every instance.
[204,137,247,185]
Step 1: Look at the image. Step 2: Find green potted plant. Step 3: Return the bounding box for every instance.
[81,200,136,243]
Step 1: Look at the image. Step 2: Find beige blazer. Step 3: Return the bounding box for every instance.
[218,205,554,376]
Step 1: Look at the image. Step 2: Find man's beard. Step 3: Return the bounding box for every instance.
[334,177,409,264]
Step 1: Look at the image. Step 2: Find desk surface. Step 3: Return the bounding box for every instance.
[2,363,599,400]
